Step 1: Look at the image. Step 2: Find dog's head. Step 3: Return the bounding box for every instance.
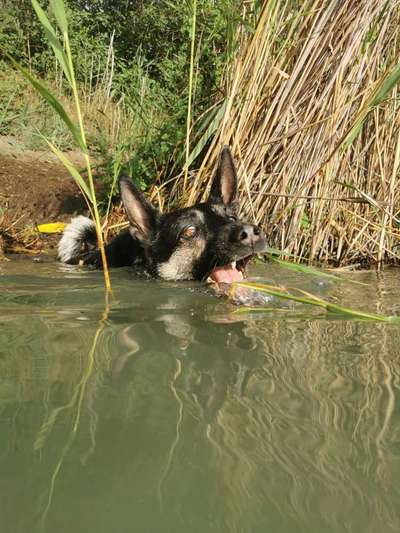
[119,147,267,282]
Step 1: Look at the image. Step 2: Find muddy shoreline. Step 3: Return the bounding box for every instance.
[0,136,95,256]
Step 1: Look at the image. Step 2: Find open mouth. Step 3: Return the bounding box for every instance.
[208,255,253,284]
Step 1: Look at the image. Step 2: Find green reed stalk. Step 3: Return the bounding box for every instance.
[183,0,198,193]
[10,0,111,291]
[63,32,111,291]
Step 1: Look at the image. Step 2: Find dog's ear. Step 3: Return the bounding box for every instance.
[119,175,159,242]
[208,146,238,205]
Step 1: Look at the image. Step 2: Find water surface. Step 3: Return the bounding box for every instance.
[1,257,400,533]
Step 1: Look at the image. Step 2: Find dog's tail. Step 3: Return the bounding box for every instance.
[58,216,97,264]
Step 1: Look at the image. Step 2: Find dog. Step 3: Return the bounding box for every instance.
[58,146,267,283]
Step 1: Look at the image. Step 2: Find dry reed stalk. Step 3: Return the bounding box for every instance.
[179,0,400,266]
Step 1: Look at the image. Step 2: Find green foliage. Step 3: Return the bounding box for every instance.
[0,0,246,188]
[0,67,74,149]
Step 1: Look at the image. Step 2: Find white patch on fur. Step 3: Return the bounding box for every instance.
[58,216,96,263]
[158,240,206,280]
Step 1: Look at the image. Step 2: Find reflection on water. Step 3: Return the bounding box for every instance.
[1,257,400,533]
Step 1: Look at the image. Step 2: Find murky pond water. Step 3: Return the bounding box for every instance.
[1,256,400,533]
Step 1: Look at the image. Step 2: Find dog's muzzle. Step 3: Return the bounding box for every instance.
[233,224,266,251]
[208,224,267,284]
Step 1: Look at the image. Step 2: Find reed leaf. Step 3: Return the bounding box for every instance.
[49,0,69,34]
[266,256,368,286]
[43,138,92,201]
[31,0,72,85]
[186,101,227,168]
[234,281,400,323]
[342,63,400,149]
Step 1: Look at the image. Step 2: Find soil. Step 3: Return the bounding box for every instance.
[0,136,99,255]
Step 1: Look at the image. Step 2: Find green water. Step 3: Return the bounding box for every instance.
[1,257,400,533]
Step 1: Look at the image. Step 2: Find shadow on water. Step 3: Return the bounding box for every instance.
[1,257,400,533]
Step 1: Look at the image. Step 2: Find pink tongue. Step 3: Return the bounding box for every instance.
[210,265,243,284]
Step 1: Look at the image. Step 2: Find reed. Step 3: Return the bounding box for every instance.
[9,0,112,290]
[179,0,400,267]
[183,0,198,193]
[231,280,400,322]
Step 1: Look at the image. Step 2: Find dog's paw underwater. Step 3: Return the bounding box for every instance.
[58,147,268,282]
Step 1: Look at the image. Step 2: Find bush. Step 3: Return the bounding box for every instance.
[0,0,246,187]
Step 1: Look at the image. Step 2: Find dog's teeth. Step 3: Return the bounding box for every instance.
[231,261,236,268]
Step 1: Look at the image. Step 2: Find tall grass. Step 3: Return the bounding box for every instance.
[181,0,400,267]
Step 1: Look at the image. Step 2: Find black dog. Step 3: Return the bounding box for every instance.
[58,147,267,283]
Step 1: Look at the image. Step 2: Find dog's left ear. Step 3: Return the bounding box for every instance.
[119,175,159,242]
[207,146,238,205]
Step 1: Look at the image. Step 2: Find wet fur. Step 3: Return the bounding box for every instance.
[58,147,267,281]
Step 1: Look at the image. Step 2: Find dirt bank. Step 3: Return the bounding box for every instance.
[0,136,97,256]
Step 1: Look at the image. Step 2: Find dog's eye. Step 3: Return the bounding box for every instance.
[181,225,197,239]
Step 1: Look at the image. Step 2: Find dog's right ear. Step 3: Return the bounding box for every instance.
[119,175,159,242]
[207,146,238,205]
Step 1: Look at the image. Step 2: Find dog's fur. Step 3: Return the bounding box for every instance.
[58,147,267,282]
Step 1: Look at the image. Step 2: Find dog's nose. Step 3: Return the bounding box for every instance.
[236,224,266,247]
